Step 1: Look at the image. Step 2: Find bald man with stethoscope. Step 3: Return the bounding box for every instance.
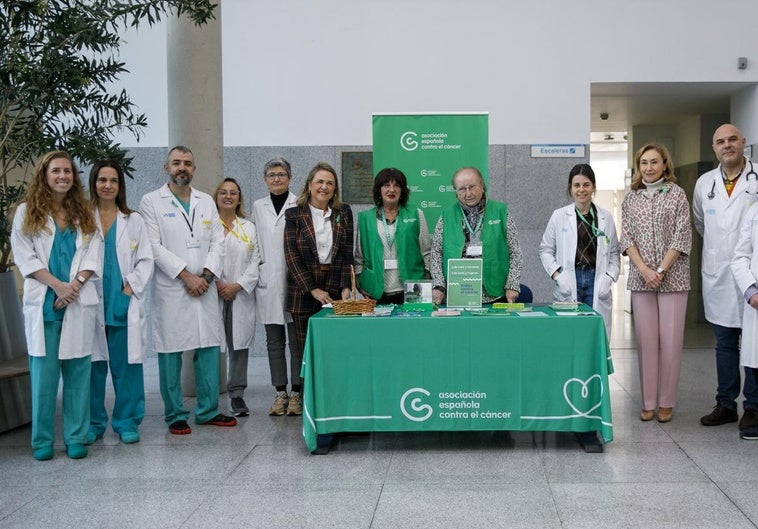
[693,123,758,437]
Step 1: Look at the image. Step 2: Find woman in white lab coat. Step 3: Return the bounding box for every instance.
[539,163,620,337]
[251,157,298,416]
[11,151,102,460]
[215,178,261,417]
[88,160,154,445]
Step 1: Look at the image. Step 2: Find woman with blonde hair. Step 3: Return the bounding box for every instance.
[214,177,260,417]
[11,151,102,460]
[620,143,691,423]
[283,162,353,415]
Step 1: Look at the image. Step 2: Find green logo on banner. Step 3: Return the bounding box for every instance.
[373,113,489,231]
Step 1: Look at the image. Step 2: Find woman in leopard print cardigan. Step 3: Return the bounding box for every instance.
[620,143,691,424]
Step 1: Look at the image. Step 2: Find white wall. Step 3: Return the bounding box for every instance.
[732,84,758,144]
[114,0,758,147]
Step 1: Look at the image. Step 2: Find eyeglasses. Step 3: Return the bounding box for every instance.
[455,183,481,195]
[217,190,239,197]
[265,172,289,180]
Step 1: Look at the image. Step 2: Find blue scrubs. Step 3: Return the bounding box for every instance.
[89,221,145,438]
[31,225,91,450]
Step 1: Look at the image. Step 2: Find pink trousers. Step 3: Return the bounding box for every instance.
[631,291,688,410]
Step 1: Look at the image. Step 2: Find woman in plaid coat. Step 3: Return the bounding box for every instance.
[283,162,353,414]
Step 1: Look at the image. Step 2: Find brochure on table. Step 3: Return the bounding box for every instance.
[446,258,483,308]
[403,280,434,310]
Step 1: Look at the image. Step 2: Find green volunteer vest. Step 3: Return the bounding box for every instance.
[441,200,510,298]
[358,207,425,299]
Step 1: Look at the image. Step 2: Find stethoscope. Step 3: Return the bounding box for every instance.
[707,159,758,199]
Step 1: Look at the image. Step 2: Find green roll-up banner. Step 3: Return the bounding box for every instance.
[372,112,489,231]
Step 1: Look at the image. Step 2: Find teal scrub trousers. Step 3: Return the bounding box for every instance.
[30,321,91,449]
[158,346,221,424]
[89,325,145,437]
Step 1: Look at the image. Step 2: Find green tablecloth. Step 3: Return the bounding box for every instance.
[301,305,614,452]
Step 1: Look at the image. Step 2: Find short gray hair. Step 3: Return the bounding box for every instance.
[263,156,291,177]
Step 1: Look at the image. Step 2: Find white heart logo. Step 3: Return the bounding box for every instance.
[563,375,603,417]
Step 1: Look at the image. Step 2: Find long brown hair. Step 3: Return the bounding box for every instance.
[89,159,133,215]
[22,151,97,236]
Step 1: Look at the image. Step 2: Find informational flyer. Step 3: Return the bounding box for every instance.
[403,280,434,310]
[446,258,483,308]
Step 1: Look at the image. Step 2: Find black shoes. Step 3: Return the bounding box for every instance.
[204,414,237,427]
[169,420,192,435]
[700,403,738,426]
[231,397,250,417]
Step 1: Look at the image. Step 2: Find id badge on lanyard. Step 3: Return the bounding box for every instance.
[465,244,483,257]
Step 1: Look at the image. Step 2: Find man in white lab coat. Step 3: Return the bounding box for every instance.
[140,146,237,434]
[693,124,758,435]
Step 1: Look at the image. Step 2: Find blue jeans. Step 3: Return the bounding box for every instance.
[712,324,758,410]
[575,267,595,306]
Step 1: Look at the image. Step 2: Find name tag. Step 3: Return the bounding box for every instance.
[384,259,398,270]
[465,244,482,257]
[706,209,716,216]
[186,237,201,249]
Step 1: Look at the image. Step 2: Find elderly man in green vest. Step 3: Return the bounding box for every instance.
[430,166,522,305]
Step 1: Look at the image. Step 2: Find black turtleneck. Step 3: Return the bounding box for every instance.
[271,191,288,214]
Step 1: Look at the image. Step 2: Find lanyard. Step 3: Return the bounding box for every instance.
[460,206,483,239]
[575,206,608,242]
[221,218,251,244]
[381,208,396,248]
[170,195,196,236]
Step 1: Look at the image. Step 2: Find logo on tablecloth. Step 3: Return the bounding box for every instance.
[563,375,603,417]
[400,388,433,422]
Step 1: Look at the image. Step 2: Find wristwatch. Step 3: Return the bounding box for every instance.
[202,273,215,284]
[656,266,666,274]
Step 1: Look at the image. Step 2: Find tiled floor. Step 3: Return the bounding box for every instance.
[1,301,757,529]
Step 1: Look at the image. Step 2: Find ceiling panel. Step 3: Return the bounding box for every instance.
[590,82,754,133]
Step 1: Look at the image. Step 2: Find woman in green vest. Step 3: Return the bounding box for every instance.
[355,168,431,304]
[430,166,523,305]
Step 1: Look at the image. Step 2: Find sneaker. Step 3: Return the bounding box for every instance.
[700,403,738,426]
[169,420,192,435]
[286,391,303,416]
[269,391,289,416]
[740,426,758,440]
[231,397,250,417]
[739,408,758,431]
[204,413,237,427]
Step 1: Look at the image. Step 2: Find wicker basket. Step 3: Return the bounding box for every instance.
[332,298,377,315]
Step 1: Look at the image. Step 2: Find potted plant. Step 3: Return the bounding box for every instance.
[0,0,216,432]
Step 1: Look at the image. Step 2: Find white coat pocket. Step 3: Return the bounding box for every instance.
[597,273,612,301]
